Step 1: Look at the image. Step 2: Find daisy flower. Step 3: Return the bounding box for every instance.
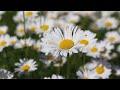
[99,40,114,59]
[104,17,118,30]
[46,11,59,19]
[78,30,97,53]
[44,74,64,79]
[86,42,103,58]
[93,64,111,79]
[36,16,55,35]
[15,24,25,37]
[24,11,39,18]
[32,40,42,52]
[0,34,10,52]
[26,22,37,33]
[65,13,80,24]
[76,69,99,79]
[0,69,14,79]
[0,25,8,35]
[14,38,34,49]
[40,53,57,67]
[105,31,120,44]
[14,58,38,74]
[41,26,82,57]
[96,17,118,30]
[10,36,18,45]
[53,56,67,67]
[101,11,115,18]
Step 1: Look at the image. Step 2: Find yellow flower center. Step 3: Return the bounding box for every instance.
[105,22,112,27]
[95,66,105,74]
[56,60,63,65]
[0,41,7,46]
[31,26,36,32]
[109,37,115,42]
[33,45,39,50]
[83,77,89,79]
[70,20,76,23]
[91,47,98,53]
[22,65,30,71]
[0,31,5,35]
[59,39,74,50]
[25,11,33,17]
[40,25,49,31]
[19,29,25,33]
[79,39,89,46]
[10,41,16,45]
[47,55,54,61]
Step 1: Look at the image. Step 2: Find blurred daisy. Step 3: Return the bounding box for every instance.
[44,74,64,79]
[36,16,55,35]
[96,17,118,30]
[100,40,114,59]
[78,30,97,53]
[65,13,80,24]
[24,11,39,18]
[105,31,120,44]
[53,56,67,67]
[80,11,96,17]
[32,40,42,52]
[0,11,5,15]
[14,38,34,49]
[94,64,111,79]
[0,25,8,35]
[10,36,18,45]
[86,43,103,58]
[40,53,57,67]
[41,26,82,57]
[0,69,14,79]
[46,11,59,19]
[15,58,38,74]
[26,22,37,33]
[104,17,118,30]
[16,24,25,37]
[0,34,10,52]
[76,69,99,79]
[101,11,115,18]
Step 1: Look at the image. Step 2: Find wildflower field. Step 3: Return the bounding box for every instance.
[0,11,120,79]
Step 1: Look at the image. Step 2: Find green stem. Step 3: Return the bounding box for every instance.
[66,55,70,79]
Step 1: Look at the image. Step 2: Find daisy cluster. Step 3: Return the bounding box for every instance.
[0,11,120,79]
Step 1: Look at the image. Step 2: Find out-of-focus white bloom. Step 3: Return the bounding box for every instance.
[0,69,14,79]
[0,34,10,52]
[93,64,111,79]
[53,56,67,67]
[36,16,55,35]
[96,17,118,30]
[44,74,64,79]
[10,36,18,45]
[86,43,103,58]
[101,11,115,18]
[16,24,25,37]
[14,38,34,49]
[0,25,8,35]
[105,31,120,44]
[76,69,99,79]
[78,30,97,53]
[32,40,42,52]
[99,40,114,59]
